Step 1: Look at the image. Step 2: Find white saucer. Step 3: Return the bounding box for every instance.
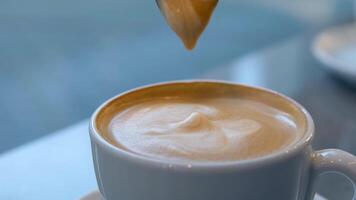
[80,190,104,200]
[312,23,356,84]
[79,190,327,200]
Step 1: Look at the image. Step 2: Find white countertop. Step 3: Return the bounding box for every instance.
[0,120,96,200]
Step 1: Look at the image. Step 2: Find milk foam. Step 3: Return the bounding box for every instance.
[109,97,300,162]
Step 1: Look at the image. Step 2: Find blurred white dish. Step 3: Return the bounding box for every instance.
[313,23,356,84]
[79,190,327,200]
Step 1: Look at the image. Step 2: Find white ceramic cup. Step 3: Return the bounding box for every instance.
[89,80,356,200]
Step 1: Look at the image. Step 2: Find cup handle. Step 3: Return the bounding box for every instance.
[306,149,356,200]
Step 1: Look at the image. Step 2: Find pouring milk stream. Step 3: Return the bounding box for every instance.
[156,0,218,50]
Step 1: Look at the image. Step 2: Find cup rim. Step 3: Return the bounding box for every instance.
[89,80,314,172]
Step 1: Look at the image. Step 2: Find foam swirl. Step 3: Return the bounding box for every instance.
[109,98,299,162]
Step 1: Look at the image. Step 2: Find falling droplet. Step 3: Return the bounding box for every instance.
[157,0,218,50]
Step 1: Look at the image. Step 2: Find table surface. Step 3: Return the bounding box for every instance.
[1,34,356,200]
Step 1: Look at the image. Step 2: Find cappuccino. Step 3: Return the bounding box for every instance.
[97,82,305,162]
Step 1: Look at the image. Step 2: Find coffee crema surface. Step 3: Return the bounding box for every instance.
[107,95,302,162]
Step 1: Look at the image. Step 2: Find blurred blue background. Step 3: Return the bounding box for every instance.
[0,0,354,153]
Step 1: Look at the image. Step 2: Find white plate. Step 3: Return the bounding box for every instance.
[312,23,356,84]
[79,190,327,200]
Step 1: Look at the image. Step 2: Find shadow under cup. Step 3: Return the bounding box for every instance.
[90,80,318,200]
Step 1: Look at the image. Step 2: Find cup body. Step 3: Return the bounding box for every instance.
[90,137,313,200]
[89,80,315,200]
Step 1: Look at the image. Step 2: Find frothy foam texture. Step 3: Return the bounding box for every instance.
[108,97,301,162]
